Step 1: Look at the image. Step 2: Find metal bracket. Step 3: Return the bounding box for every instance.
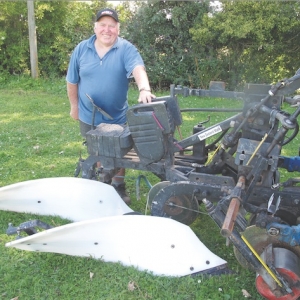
[7,220,53,239]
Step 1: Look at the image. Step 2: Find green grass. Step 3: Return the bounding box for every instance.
[0,75,286,299]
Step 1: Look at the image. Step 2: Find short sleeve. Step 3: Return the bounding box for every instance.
[122,40,145,78]
[66,45,80,84]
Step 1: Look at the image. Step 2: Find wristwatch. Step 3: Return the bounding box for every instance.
[139,87,151,92]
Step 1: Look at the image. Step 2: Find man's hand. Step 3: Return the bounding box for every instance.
[138,90,156,103]
[67,82,79,119]
[132,65,155,103]
[70,105,79,120]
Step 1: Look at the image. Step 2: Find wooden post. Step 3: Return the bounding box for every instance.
[27,0,38,78]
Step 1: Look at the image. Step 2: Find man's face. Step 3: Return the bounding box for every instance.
[94,16,119,47]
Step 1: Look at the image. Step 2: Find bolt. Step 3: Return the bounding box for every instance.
[268,227,279,236]
[273,290,283,298]
[239,154,246,161]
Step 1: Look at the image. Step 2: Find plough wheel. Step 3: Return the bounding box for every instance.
[150,182,199,225]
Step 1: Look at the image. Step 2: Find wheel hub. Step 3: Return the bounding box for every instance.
[150,182,199,225]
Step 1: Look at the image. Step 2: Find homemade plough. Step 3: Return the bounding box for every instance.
[75,69,300,299]
[1,69,300,299]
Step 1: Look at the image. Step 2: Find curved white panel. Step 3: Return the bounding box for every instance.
[0,177,133,221]
[6,215,227,277]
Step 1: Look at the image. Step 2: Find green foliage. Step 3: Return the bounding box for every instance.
[35,2,70,76]
[0,2,29,76]
[1,1,300,90]
[190,0,300,89]
[123,1,210,89]
[0,1,109,78]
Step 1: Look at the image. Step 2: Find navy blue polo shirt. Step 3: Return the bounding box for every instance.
[66,35,144,125]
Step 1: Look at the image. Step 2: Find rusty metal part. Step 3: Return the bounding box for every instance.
[151,182,199,225]
[157,194,198,225]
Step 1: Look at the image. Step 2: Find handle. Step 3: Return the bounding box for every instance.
[221,197,240,237]
[220,176,245,237]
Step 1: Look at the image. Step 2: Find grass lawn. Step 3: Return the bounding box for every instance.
[0,76,282,299]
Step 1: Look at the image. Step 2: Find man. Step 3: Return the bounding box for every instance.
[66,8,155,204]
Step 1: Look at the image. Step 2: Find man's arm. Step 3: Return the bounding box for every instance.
[132,65,155,103]
[67,82,79,120]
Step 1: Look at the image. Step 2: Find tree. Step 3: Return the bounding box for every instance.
[190,0,300,89]
[123,1,210,89]
[0,2,29,77]
[0,0,108,78]
[1,0,299,89]
[27,0,38,78]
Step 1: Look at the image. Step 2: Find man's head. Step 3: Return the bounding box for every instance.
[94,8,119,47]
[96,8,119,23]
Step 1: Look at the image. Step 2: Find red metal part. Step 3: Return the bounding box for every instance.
[256,268,300,300]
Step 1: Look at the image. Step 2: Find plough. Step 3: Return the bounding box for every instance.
[77,68,300,299]
[1,69,300,299]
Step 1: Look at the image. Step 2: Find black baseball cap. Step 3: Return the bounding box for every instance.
[96,8,119,22]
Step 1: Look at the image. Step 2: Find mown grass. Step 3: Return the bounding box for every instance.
[1,75,292,299]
